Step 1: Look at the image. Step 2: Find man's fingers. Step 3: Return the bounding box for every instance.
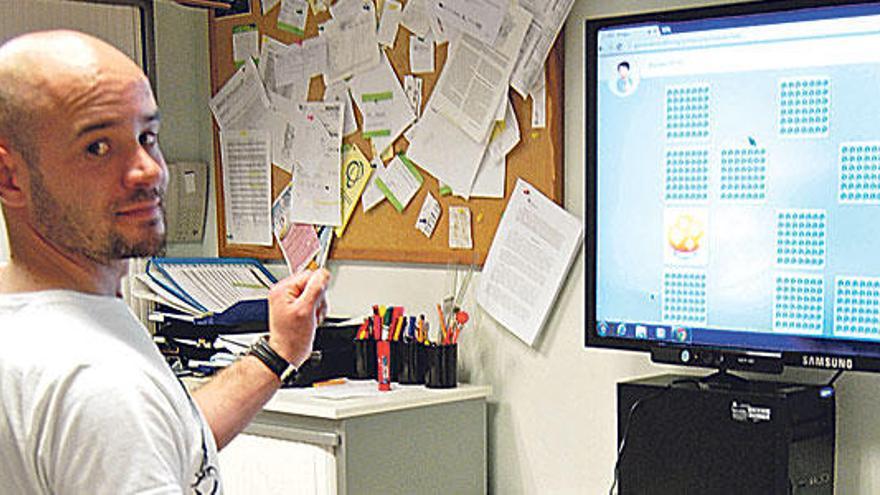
[272,269,316,299]
[300,269,330,306]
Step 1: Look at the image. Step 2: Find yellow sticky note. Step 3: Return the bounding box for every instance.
[335,143,374,238]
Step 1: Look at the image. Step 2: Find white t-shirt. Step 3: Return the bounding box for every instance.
[0,290,222,494]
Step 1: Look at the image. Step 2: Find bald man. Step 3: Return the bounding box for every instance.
[0,30,330,494]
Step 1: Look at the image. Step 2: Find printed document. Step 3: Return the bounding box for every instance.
[349,52,416,153]
[375,154,423,213]
[377,0,403,47]
[477,178,583,346]
[400,0,431,37]
[429,0,507,46]
[259,36,309,103]
[405,104,489,199]
[278,0,309,36]
[430,5,531,142]
[409,32,435,74]
[209,58,272,131]
[323,81,358,136]
[287,102,343,226]
[220,130,273,246]
[232,24,259,68]
[510,0,574,96]
[361,155,387,212]
[462,97,520,198]
[323,1,381,83]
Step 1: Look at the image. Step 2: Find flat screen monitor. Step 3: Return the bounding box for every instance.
[586,1,880,373]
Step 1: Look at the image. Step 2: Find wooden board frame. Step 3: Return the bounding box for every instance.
[208,0,563,265]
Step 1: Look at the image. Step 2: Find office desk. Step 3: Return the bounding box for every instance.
[219,381,491,495]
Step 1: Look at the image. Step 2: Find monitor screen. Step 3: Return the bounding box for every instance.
[586,1,880,371]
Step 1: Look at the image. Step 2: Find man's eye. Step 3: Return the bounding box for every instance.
[87,141,110,157]
[140,132,157,146]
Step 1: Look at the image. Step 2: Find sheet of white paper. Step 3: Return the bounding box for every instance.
[509,0,574,96]
[323,81,358,136]
[349,52,416,149]
[400,0,431,37]
[323,1,381,83]
[377,0,403,47]
[260,37,310,103]
[220,130,273,246]
[262,0,281,14]
[448,205,472,249]
[286,105,343,226]
[209,58,272,131]
[430,5,531,142]
[429,0,507,46]
[429,10,458,44]
[232,24,259,67]
[160,262,274,314]
[477,178,584,346]
[361,155,387,212]
[409,32,435,74]
[405,105,488,199]
[415,192,441,238]
[278,0,309,35]
[275,37,328,87]
[404,75,422,118]
[458,97,520,198]
[530,70,547,128]
[375,154,423,213]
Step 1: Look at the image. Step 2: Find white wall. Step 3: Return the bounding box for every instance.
[151,0,880,493]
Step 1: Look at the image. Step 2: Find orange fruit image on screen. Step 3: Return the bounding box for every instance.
[667,213,704,255]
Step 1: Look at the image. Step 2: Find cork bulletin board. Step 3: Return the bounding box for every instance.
[208,0,564,265]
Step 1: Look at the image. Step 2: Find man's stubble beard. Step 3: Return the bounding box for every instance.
[29,165,167,263]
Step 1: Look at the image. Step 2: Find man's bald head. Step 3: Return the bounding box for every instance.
[0,30,146,167]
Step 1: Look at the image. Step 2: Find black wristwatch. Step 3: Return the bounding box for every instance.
[247,335,298,384]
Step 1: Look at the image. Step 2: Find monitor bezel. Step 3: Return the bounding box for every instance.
[584,0,880,373]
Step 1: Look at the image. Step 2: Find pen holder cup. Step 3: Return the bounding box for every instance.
[389,341,402,382]
[397,342,426,384]
[425,344,457,389]
[351,339,377,380]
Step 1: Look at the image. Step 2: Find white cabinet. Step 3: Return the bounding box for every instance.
[219,382,490,495]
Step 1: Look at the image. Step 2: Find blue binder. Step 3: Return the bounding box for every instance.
[146,257,276,326]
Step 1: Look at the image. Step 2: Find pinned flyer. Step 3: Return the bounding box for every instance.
[278,0,309,36]
[448,206,473,249]
[415,192,441,238]
[232,24,259,69]
[376,154,423,213]
[335,143,373,237]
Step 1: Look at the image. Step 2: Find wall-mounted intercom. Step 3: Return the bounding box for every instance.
[165,162,209,243]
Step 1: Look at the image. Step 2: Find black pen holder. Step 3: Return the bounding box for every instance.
[425,344,457,389]
[397,342,427,384]
[351,339,377,380]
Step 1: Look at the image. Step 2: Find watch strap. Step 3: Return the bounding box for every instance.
[248,335,298,384]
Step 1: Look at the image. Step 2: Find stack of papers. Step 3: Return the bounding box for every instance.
[133,258,276,321]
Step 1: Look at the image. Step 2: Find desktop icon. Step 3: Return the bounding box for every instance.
[635,325,648,339]
[598,321,609,336]
[655,327,668,340]
[674,327,689,342]
[617,322,628,337]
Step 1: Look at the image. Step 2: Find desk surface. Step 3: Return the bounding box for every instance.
[262,381,492,420]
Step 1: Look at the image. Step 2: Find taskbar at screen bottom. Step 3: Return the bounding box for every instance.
[595,319,880,359]
[596,320,693,344]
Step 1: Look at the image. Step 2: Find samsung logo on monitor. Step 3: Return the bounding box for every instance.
[802,355,853,370]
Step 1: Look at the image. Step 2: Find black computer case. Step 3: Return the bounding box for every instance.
[617,374,835,495]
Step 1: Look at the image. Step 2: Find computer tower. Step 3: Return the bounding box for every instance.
[617,374,835,495]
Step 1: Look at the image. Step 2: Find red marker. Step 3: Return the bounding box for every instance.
[377,340,391,391]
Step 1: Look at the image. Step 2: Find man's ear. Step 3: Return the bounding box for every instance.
[0,143,26,208]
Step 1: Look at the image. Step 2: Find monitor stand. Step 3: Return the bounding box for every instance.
[616,373,835,494]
